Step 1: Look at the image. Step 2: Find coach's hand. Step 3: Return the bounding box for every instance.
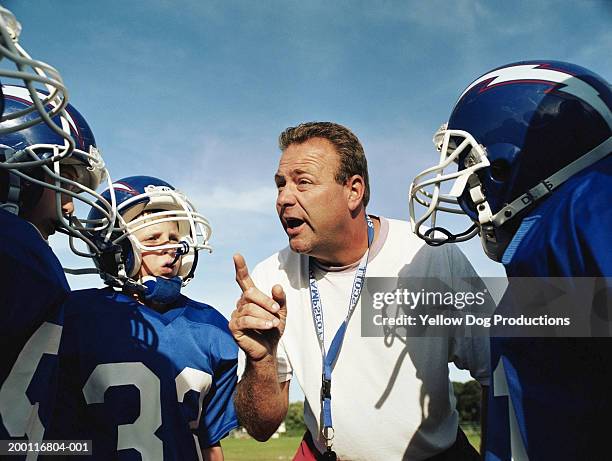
[230,253,287,362]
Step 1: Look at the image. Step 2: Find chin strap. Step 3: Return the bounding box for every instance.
[141,276,182,305]
[423,223,478,246]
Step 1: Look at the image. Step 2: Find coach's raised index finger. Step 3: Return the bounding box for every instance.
[233,253,255,293]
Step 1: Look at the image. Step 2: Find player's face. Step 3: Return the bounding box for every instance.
[134,220,182,279]
[21,165,78,240]
[274,137,351,262]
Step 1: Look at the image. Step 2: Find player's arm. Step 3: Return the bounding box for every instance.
[230,254,289,441]
[202,442,223,461]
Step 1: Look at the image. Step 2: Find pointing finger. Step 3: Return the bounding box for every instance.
[233,253,255,293]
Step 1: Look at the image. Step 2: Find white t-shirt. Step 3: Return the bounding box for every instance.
[242,217,490,461]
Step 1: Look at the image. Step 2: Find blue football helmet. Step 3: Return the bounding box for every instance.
[410,61,612,260]
[0,6,72,157]
[87,176,212,289]
[0,85,114,247]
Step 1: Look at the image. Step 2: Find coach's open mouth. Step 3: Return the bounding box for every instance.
[284,217,306,236]
[286,217,304,229]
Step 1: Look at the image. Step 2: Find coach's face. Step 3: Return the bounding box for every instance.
[275,138,350,262]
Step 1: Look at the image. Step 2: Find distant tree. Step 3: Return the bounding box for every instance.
[453,380,482,424]
[285,401,306,435]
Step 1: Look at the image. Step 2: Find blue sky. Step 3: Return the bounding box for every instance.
[6,0,611,393]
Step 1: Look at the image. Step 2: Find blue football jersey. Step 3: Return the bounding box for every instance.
[486,156,612,461]
[0,209,70,450]
[47,288,239,461]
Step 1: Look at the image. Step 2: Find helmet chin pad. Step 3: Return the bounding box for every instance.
[479,223,516,262]
[141,276,182,305]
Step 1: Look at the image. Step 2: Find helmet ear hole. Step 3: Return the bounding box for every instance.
[490,159,511,182]
[3,166,45,213]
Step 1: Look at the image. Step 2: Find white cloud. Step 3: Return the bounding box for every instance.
[366,0,491,29]
[574,30,612,74]
[185,184,276,215]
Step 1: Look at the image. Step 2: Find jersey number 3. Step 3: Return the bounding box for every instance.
[83,363,212,460]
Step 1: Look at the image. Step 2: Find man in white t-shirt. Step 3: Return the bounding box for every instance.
[230,122,489,461]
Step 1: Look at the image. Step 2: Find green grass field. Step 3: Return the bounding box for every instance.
[223,436,302,461]
[222,426,481,460]
[462,424,481,451]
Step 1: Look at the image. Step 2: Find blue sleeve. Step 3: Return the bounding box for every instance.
[196,328,239,446]
[0,222,69,336]
[502,162,612,278]
[575,190,612,277]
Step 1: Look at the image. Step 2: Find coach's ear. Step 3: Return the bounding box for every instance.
[346,174,365,212]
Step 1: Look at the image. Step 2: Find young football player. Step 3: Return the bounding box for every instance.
[0,8,112,452]
[48,176,238,461]
[0,86,110,449]
[409,60,611,460]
